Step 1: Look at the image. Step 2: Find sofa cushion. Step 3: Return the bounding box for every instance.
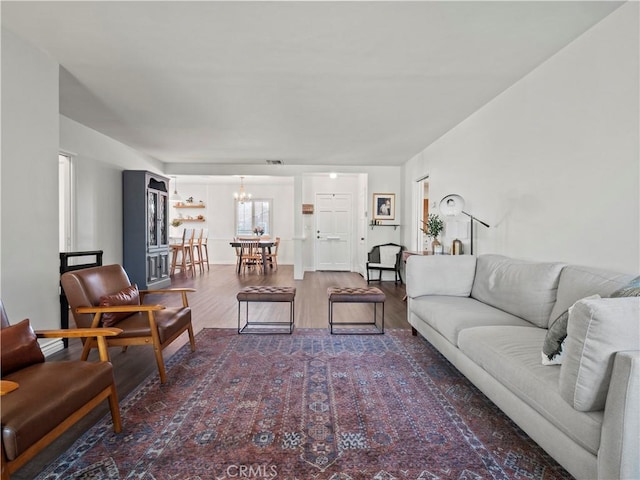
[471,255,564,328]
[559,297,640,412]
[458,326,603,455]
[0,319,45,376]
[99,284,140,327]
[409,296,531,346]
[406,255,477,298]
[548,265,634,326]
[609,275,640,297]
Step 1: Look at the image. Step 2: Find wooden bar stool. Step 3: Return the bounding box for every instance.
[192,228,204,274]
[199,228,209,271]
[170,228,195,276]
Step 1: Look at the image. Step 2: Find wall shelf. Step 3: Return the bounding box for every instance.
[174,204,205,208]
[369,223,400,230]
[180,218,205,222]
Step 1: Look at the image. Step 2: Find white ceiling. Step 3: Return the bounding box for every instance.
[2,1,622,167]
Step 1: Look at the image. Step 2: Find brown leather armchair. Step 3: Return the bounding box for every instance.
[0,300,122,480]
[60,264,196,384]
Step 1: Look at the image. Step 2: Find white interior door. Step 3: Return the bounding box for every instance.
[315,193,351,271]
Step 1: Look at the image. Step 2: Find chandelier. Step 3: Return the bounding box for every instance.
[233,176,252,204]
[170,176,182,202]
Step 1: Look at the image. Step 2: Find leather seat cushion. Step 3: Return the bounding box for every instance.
[112,307,191,342]
[1,361,114,460]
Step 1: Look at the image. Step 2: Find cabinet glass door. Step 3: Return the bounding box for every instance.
[148,191,157,246]
[159,193,168,246]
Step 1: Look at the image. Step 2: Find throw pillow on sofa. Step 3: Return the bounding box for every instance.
[609,275,640,297]
[99,284,140,327]
[559,296,640,411]
[541,294,600,365]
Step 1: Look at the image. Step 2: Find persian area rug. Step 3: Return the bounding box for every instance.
[37,329,572,480]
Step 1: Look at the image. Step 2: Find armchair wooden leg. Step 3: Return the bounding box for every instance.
[153,345,168,384]
[108,385,123,433]
[188,324,196,352]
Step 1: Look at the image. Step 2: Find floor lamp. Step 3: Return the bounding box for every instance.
[439,194,490,255]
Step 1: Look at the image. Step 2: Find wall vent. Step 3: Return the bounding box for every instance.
[266,160,283,165]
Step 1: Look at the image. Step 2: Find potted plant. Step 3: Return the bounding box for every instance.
[171,219,183,228]
[421,214,444,254]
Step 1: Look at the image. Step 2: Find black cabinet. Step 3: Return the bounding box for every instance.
[123,170,171,289]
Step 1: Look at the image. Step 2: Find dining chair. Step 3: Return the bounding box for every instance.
[240,240,262,274]
[265,236,280,270]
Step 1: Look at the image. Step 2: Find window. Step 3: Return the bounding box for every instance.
[59,153,74,251]
[236,199,272,236]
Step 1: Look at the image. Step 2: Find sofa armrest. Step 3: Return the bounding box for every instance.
[598,350,640,480]
[406,255,477,298]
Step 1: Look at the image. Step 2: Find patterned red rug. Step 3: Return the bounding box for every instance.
[37,329,572,480]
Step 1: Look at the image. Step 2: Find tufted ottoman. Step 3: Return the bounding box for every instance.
[327,287,385,334]
[237,286,296,334]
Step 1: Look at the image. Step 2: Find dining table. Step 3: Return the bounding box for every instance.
[229,239,275,274]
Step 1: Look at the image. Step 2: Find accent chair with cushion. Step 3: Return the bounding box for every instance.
[61,264,196,384]
[0,300,122,480]
[366,243,404,284]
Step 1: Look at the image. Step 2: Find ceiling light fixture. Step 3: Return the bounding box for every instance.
[329,172,337,179]
[234,176,252,204]
[170,176,182,202]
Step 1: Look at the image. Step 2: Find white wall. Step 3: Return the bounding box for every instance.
[60,116,164,265]
[402,3,639,274]
[169,169,404,277]
[170,178,295,265]
[1,29,60,337]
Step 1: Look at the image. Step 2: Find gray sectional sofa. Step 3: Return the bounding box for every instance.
[406,254,639,480]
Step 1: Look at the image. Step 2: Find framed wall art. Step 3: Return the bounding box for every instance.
[373,193,395,220]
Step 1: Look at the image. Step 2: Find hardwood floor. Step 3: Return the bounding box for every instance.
[13,265,408,479]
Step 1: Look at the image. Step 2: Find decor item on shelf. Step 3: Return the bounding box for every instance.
[253,226,264,236]
[452,238,463,255]
[372,193,395,220]
[421,214,444,254]
[171,219,183,227]
[197,215,204,220]
[439,194,490,255]
[234,176,252,204]
[170,176,182,203]
[186,196,194,204]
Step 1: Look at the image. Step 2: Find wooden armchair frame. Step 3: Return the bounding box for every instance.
[1,326,122,480]
[61,265,196,384]
[74,289,196,384]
